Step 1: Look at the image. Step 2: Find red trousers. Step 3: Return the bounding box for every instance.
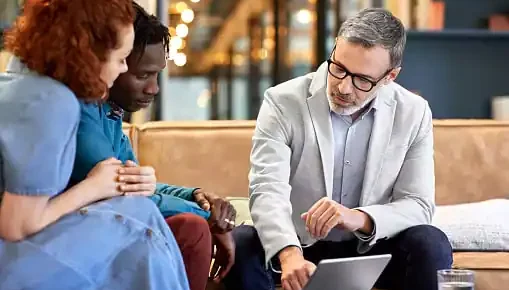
[166,213,212,290]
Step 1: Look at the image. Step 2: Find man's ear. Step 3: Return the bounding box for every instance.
[384,66,401,85]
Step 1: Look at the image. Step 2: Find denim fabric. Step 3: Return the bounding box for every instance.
[0,197,191,290]
[0,58,191,290]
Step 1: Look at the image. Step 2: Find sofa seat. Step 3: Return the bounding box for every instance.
[122,120,509,290]
[454,252,509,269]
[453,252,509,289]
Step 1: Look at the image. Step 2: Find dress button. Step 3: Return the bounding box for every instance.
[145,229,153,238]
[115,214,123,221]
[79,208,88,215]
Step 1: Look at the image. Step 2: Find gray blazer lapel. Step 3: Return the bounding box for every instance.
[360,88,396,205]
[306,62,334,198]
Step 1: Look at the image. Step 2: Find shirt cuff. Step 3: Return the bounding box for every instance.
[353,210,376,242]
[189,187,201,201]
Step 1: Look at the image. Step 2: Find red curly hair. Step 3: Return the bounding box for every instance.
[4,0,134,100]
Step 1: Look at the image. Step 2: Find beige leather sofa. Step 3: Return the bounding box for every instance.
[123,119,509,290]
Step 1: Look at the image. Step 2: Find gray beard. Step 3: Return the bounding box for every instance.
[327,91,377,116]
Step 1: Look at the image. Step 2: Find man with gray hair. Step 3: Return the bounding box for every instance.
[223,8,453,290]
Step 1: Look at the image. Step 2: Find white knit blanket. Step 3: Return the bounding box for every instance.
[432,199,509,251]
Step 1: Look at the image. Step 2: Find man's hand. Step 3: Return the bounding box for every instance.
[117,160,156,196]
[193,189,236,234]
[301,197,372,239]
[210,232,235,283]
[278,246,316,290]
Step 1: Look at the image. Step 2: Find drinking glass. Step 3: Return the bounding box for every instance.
[437,269,475,290]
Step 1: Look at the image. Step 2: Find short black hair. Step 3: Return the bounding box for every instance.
[131,1,170,62]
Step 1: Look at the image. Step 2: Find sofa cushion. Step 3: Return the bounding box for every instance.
[433,199,509,251]
[226,197,253,226]
[136,121,254,198]
[433,120,509,205]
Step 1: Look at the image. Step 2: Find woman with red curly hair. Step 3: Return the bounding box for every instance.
[0,1,190,289]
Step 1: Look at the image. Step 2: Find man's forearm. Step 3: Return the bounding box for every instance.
[149,193,210,219]
[155,183,197,200]
[278,245,303,263]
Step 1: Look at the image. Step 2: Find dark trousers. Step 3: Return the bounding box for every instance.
[223,225,453,290]
[166,213,212,290]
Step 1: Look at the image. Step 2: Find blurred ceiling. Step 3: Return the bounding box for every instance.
[170,0,269,75]
[169,0,317,76]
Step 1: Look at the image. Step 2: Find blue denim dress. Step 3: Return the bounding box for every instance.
[0,58,191,290]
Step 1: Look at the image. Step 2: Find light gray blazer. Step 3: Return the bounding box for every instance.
[249,62,435,264]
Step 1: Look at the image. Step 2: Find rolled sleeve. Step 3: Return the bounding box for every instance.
[149,193,210,219]
[155,183,196,201]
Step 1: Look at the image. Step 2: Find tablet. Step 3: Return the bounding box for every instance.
[303,254,392,290]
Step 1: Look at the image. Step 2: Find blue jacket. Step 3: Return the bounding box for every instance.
[69,101,210,219]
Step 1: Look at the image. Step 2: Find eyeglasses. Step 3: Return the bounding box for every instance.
[327,46,393,92]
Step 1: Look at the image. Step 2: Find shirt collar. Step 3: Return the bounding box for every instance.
[105,101,124,120]
[367,95,379,111]
[6,56,32,75]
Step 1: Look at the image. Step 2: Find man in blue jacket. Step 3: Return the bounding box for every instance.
[70,3,236,290]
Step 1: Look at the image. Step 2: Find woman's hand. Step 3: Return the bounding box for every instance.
[86,158,124,200]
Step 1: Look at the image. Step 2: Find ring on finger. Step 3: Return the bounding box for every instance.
[224,218,235,226]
